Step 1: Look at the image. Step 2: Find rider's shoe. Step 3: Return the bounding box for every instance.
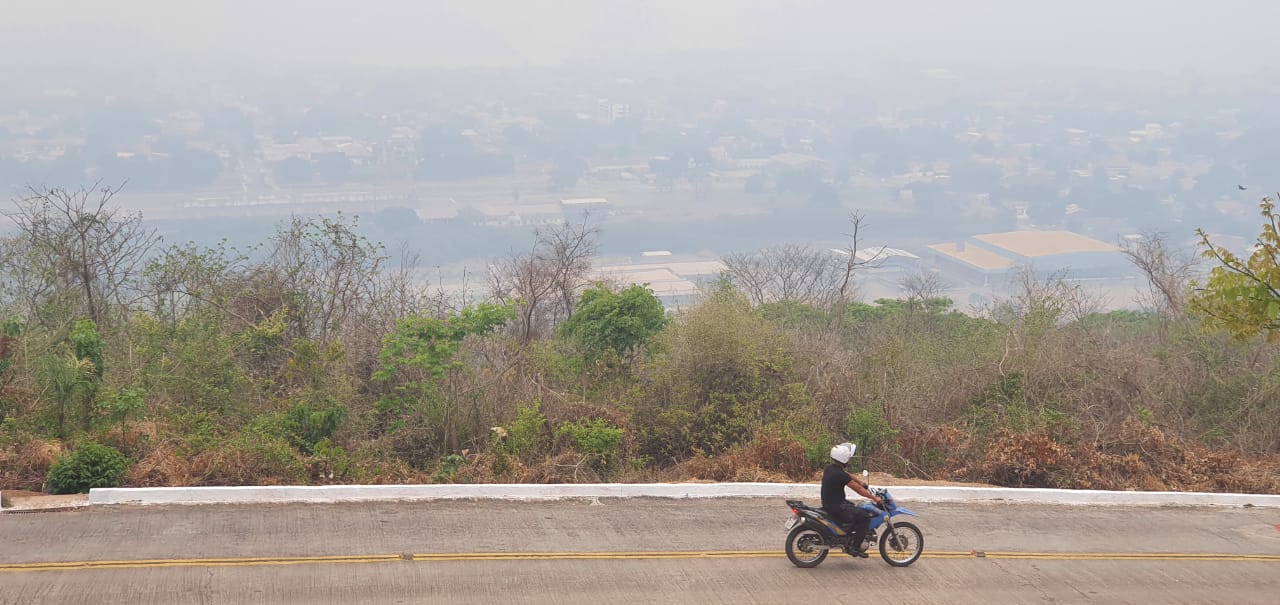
[844,545,869,558]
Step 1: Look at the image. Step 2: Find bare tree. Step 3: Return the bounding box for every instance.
[992,267,1103,326]
[721,250,770,306]
[490,221,598,343]
[1,184,160,328]
[1120,231,1199,319]
[832,210,884,329]
[722,243,843,307]
[899,269,950,313]
[266,214,378,342]
[547,221,599,323]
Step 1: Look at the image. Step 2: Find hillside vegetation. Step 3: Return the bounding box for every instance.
[1,185,1277,494]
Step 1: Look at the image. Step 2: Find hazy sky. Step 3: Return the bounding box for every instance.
[2,0,1278,76]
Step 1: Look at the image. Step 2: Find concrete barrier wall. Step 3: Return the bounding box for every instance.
[87,483,1280,507]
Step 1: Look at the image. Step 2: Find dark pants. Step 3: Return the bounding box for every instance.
[832,502,873,550]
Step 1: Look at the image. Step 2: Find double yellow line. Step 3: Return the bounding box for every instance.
[926,551,1280,562]
[3,550,1278,573]
[0,554,402,573]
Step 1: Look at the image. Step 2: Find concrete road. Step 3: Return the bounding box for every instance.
[2,498,1278,604]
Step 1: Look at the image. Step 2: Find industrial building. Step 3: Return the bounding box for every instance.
[928,230,1128,285]
[587,259,726,310]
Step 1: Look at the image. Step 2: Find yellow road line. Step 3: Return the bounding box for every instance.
[0,554,402,572]
[3,550,1278,573]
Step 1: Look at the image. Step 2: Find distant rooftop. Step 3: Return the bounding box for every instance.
[928,242,1015,271]
[830,246,920,263]
[594,260,727,277]
[560,197,610,206]
[974,230,1119,257]
[768,152,825,167]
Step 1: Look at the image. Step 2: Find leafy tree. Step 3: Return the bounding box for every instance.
[35,319,106,437]
[37,351,96,439]
[98,389,144,441]
[847,404,897,465]
[374,303,516,387]
[0,317,22,390]
[374,303,515,435]
[142,239,249,328]
[636,285,798,459]
[70,319,105,431]
[560,284,667,359]
[1193,195,1280,340]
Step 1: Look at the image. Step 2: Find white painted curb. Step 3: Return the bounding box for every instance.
[87,483,1280,507]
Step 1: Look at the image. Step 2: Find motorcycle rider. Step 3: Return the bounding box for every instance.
[822,442,883,558]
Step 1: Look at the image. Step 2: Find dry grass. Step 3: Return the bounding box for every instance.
[954,420,1280,494]
[678,432,816,483]
[126,442,193,487]
[96,421,162,458]
[0,438,65,491]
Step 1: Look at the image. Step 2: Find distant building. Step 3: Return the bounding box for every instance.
[928,230,1128,286]
[767,152,825,170]
[560,197,610,223]
[830,246,921,271]
[595,98,629,124]
[927,240,1015,285]
[588,259,728,310]
[478,203,564,227]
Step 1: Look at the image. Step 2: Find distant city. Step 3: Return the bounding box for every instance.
[1,61,1275,311]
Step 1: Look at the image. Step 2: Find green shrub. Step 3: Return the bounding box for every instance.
[98,389,146,437]
[198,432,305,485]
[248,400,347,455]
[285,400,347,454]
[555,418,624,471]
[309,438,351,481]
[847,404,897,465]
[800,433,834,469]
[503,401,550,459]
[434,453,467,483]
[46,442,128,494]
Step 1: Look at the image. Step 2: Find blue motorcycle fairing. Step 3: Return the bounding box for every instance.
[856,501,919,518]
[890,505,919,517]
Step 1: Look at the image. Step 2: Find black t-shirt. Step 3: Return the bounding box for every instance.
[821,463,852,512]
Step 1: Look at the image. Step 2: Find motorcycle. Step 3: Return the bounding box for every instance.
[783,470,924,568]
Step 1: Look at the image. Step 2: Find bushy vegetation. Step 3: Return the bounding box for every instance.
[45,442,128,494]
[1,185,1278,494]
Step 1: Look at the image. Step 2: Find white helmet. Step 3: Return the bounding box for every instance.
[830,442,857,464]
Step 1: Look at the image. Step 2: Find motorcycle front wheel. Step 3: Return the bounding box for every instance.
[784,526,829,568]
[878,521,924,567]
